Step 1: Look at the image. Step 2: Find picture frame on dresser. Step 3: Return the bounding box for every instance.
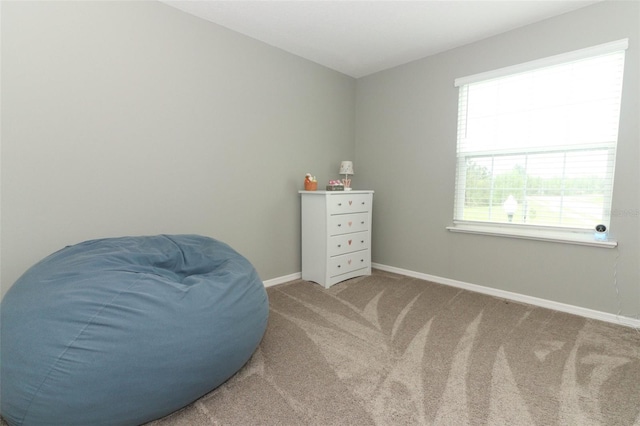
[299,190,374,288]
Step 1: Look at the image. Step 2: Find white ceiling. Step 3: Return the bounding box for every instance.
[161,0,601,78]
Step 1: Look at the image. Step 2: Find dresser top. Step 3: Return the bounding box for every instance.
[299,190,374,195]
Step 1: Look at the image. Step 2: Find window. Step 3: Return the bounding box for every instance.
[451,40,627,245]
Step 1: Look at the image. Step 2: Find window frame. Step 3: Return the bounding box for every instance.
[448,39,628,248]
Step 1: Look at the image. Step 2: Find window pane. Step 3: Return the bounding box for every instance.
[459,149,613,228]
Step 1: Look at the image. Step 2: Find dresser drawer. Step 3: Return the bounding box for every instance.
[328,212,369,236]
[328,231,370,256]
[329,250,370,277]
[327,194,372,215]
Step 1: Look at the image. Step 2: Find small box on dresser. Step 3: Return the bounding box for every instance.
[299,190,374,288]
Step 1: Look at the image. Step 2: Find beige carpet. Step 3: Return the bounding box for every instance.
[146,270,640,425]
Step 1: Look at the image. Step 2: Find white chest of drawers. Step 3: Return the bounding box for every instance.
[299,190,374,288]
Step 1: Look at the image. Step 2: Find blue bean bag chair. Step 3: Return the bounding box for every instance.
[1,235,269,426]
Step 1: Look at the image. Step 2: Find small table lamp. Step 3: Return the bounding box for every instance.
[339,161,354,191]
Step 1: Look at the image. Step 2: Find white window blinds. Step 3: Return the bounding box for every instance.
[453,40,627,233]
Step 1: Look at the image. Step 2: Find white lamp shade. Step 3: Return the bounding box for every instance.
[339,161,354,175]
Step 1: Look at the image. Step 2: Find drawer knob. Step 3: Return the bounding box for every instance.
[337,265,341,268]
[361,259,364,262]
[338,203,342,206]
[361,221,365,224]
[337,244,341,248]
[337,224,342,227]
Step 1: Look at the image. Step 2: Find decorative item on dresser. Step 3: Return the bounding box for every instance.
[339,161,354,190]
[299,190,374,288]
[304,173,318,191]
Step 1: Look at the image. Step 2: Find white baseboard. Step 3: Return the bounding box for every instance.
[262,265,639,329]
[263,272,301,288]
[372,263,640,329]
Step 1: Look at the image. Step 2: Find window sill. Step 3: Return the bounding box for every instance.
[446,224,617,248]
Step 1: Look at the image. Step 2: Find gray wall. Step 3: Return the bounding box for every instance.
[1,1,355,296]
[355,1,639,318]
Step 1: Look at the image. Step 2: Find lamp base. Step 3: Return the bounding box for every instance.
[341,177,352,190]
